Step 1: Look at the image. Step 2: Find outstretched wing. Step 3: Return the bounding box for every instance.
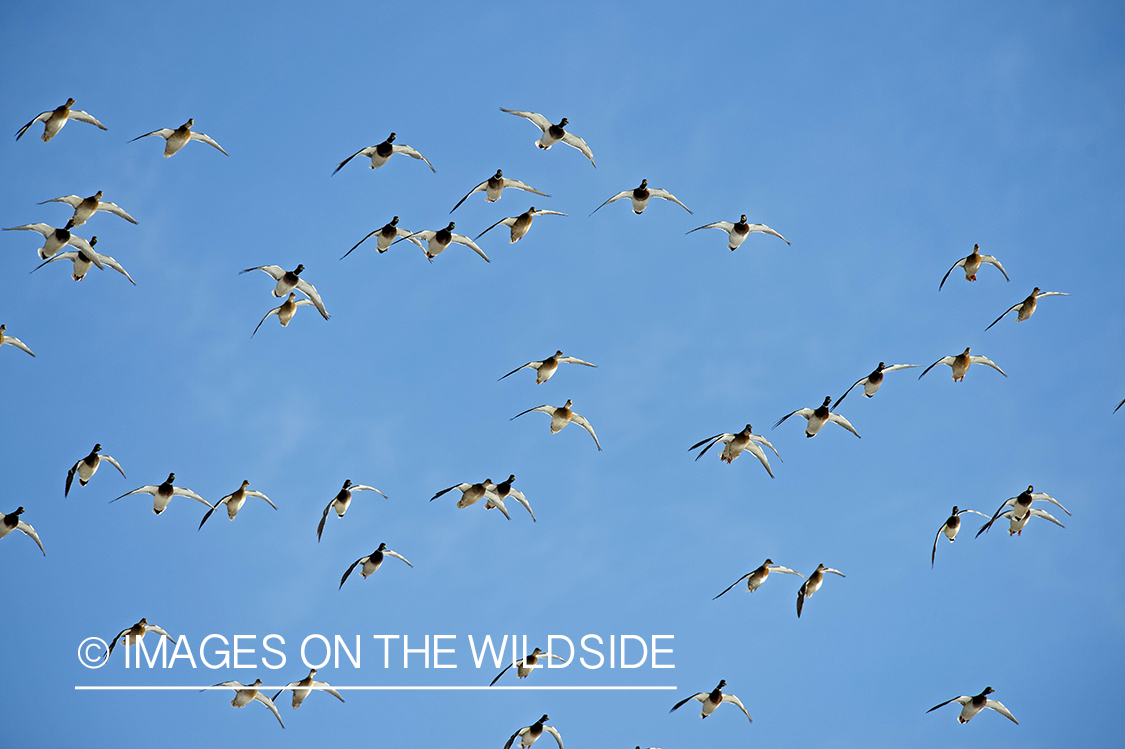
[827,412,861,438]
[129,128,175,143]
[68,110,107,129]
[670,692,707,712]
[832,376,868,410]
[391,144,434,172]
[968,355,1006,376]
[383,548,413,568]
[252,306,281,338]
[985,301,1023,331]
[690,433,728,461]
[773,408,812,429]
[589,190,631,216]
[475,216,515,240]
[918,356,954,379]
[570,413,602,451]
[17,520,45,555]
[339,556,365,588]
[985,698,1019,724]
[451,179,489,213]
[316,499,334,541]
[253,691,286,728]
[452,233,491,262]
[15,110,51,140]
[499,361,541,382]
[979,254,1009,281]
[560,131,595,167]
[649,188,692,213]
[721,692,753,722]
[938,257,966,290]
[686,221,733,235]
[926,695,969,713]
[332,146,376,175]
[713,573,752,600]
[294,279,330,320]
[500,108,551,132]
[489,663,514,686]
[189,130,229,156]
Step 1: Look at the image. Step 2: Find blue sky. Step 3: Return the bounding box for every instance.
[2,0,1123,746]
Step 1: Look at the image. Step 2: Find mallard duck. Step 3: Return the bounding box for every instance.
[832,362,920,408]
[939,244,1009,289]
[208,679,285,728]
[317,480,387,541]
[489,647,564,685]
[65,443,126,497]
[333,133,434,174]
[774,397,860,438]
[670,680,752,723]
[511,399,602,450]
[927,686,1018,724]
[918,348,1006,381]
[476,207,566,243]
[932,506,989,566]
[503,715,564,749]
[450,170,549,212]
[16,98,106,142]
[498,351,597,384]
[689,425,781,477]
[796,564,845,618]
[110,473,212,515]
[687,215,788,250]
[985,287,1069,330]
[39,191,137,229]
[713,559,805,599]
[590,179,691,215]
[129,118,228,157]
[198,480,277,529]
[0,507,44,555]
[501,108,596,166]
[339,543,412,587]
[271,668,345,709]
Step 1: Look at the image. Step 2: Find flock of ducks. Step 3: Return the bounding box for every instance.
[4,95,1106,739]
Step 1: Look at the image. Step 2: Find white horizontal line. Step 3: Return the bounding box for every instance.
[76,685,677,691]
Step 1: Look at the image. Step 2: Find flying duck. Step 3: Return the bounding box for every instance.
[832,362,921,409]
[395,222,489,262]
[511,399,602,450]
[499,351,597,384]
[0,325,35,357]
[689,425,781,477]
[932,506,989,566]
[252,293,318,336]
[240,264,330,319]
[985,287,1069,330]
[713,559,805,599]
[0,508,44,555]
[975,485,1070,538]
[476,207,566,243]
[31,236,135,284]
[40,191,137,229]
[271,669,345,710]
[110,473,212,515]
[774,397,861,438]
[333,133,434,174]
[503,715,564,749]
[489,647,565,685]
[501,108,596,167]
[431,480,493,509]
[16,99,106,142]
[339,543,412,588]
[208,680,285,728]
[198,480,277,529]
[65,443,126,496]
[129,119,228,157]
[340,216,425,259]
[796,564,845,618]
[451,170,550,212]
[670,680,752,723]
[104,618,174,662]
[989,507,1066,536]
[590,179,692,215]
[317,480,387,541]
[486,475,536,521]
[939,244,1009,290]
[927,686,1018,724]
[686,215,789,250]
[4,223,98,262]
[918,348,1006,381]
